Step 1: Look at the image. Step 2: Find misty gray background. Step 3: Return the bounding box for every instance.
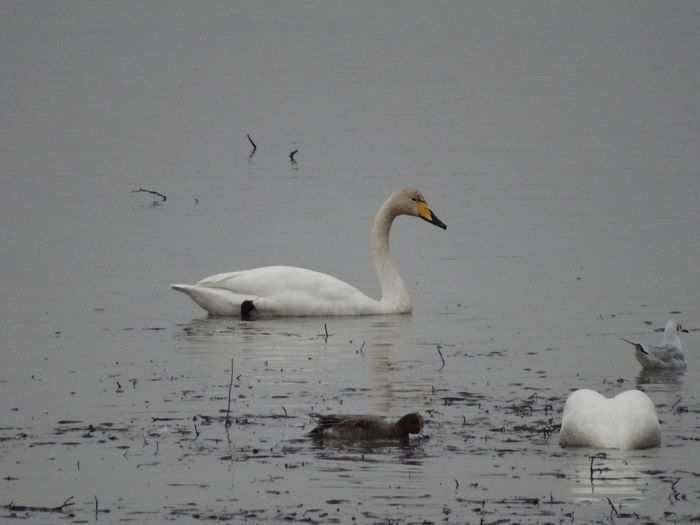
[1,2,699,523]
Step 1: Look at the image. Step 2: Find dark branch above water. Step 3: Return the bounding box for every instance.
[131,188,167,202]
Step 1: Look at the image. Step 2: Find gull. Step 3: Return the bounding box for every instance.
[621,319,688,370]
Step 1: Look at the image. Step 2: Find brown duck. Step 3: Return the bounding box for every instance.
[309,412,424,440]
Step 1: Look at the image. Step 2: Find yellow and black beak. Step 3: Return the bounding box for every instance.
[417,201,447,230]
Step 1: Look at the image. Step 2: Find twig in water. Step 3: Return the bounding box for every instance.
[542,424,552,441]
[94,496,99,520]
[668,478,684,503]
[131,188,167,202]
[289,149,298,162]
[247,134,257,157]
[454,479,459,489]
[282,406,288,417]
[436,344,445,370]
[671,396,684,414]
[589,452,607,486]
[4,496,75,514]
[193,423,200,440]
[323,323,329,343]
[225,358,234,430]
[606,497,618,517]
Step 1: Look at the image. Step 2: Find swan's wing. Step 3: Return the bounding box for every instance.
[196,266,381,315]
[197,266,356,295]
[559,390,660,449]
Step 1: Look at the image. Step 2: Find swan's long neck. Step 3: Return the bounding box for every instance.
[371,199,411,313]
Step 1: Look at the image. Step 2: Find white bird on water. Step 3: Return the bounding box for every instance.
[171,187,446,319]
[621,319,688,370]
[559,389,661,450]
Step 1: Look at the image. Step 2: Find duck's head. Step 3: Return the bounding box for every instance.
[398,412,425,434]
[394,187,446,230]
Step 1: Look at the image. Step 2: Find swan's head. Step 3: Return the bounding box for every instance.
[393,188,447,230]
[397,412,424,435]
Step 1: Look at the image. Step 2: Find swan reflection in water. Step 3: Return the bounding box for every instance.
[563,450,659,505]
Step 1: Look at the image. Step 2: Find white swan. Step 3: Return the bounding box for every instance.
[621,319,688,370]
[171,187,446,318]
[559,389,661,450]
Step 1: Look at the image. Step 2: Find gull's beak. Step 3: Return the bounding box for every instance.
[417,201,447,230]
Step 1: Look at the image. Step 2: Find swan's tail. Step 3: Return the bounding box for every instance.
[171,284,250,317]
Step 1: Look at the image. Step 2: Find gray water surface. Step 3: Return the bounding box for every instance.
[2,2,700,523]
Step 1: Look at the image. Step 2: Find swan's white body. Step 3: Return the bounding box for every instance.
[621,320,688,370]
[559,389,661,450]
[171,188,446,318]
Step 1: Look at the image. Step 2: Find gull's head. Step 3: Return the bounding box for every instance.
[666,319,689,335]
[663,319,688,348]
